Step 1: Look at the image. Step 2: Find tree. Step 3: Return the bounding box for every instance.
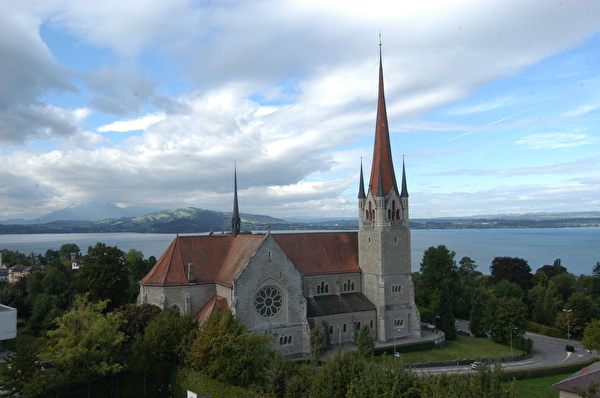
[42,294,125,384]
[77,242,129,310]
[357,325,375,358]
[455,256,481,319]
[59,243,80,260]
[310,324,326,364]
[582,319,600,352]
[132,309,198,394]
[489,257,534,291]
[417,245,459,314]
[484,296,528,345]
[469,288,487,337]
[0,341,46,396]
[490,280,524,300]
[188,309,274,388]
[124,248,155,301]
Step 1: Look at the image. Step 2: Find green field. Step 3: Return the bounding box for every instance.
[393,335,515,364]
[509,373,571,398]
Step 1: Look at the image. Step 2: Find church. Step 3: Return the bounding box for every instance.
[137,51,421,357]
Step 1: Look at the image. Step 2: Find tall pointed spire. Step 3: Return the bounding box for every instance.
[401,156,409,198]
[368,41,398,196]
[358,158,366,199]
[231,162,241,238]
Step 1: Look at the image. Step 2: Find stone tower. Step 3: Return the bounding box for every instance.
[358,48,421,343]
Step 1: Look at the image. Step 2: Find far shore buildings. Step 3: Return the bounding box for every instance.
[138,51,422,357]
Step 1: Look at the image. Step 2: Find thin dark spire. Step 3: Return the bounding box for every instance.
[358,158,366,199]
[401,156,409,198]
[231,162,241,238]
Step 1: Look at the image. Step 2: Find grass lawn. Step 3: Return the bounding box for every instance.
[508,373,571,398]
[378,335,515,364]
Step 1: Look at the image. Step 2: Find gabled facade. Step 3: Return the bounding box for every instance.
[138,51,421,357]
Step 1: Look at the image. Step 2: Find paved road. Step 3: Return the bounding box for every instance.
[413,332,598,375]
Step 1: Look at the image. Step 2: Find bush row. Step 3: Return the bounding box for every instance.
[172,367,264,398]
[374,340,435,356]
[501,358,599,381]
[527,322,567,339]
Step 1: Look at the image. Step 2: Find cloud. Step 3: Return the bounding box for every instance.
[515,132,595,149]
[98,114,165,133]
[2,0,600,220]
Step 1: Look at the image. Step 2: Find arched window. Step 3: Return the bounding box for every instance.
[329,325,334,335]
[343,323,347,333]
[370,320,374,329]
[357,321,361,330]
[388,209,391,219]
[396,209,400,219]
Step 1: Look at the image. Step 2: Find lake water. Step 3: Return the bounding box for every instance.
[1,227,598,275]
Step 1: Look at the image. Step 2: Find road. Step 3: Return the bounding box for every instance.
[413,329,598,376]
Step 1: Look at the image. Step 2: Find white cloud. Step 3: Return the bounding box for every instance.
[515,133,595,149]
[98,114,165,133]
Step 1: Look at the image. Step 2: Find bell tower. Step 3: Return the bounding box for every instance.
[358,46,421,343]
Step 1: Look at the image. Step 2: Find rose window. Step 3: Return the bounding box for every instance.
[254,286,283,318]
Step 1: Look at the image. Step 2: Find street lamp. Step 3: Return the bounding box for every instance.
[509,328,518,358]
[563,309,572,342]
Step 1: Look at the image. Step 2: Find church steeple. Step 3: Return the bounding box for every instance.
[231,162,241,238]
[368,45,398,197]
[358,158,366,199]
[400,157,409,198]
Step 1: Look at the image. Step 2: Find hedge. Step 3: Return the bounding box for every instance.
[527,322,567,339]
[171,367,266,398]
[374,340,435,356]
[500,358,599,382]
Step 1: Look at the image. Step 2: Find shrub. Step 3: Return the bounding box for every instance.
[566,344,575,352]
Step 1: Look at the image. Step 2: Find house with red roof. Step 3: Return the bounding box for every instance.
[138,50,421,357]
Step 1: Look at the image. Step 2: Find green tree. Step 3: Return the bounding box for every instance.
[484,296,528,345]
[455,256,481,319]
[77,242,129,310]
[469,288,487,337]
[489,257,534,291]
[59,243,80,260]
[0,341,46,396]
[490,280,524,300]
[124,248,155,301]
[310,324,326,364]
[42,294,125,384]
[582,319,600,352]
[357,325,375,358]
[310,350,365,398]
[29,293,64,333]
[132,309,198,394]
[188,309,274,388]
[417,245,459,310]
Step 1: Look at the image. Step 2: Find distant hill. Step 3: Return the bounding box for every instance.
[0,207,342,234]
[1,202,161,224]
[0,208,599,234]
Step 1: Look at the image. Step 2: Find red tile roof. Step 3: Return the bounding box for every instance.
[140,234,263,286]
[272,232,360,276]
[193,295,229,324]
[140,231,360,287]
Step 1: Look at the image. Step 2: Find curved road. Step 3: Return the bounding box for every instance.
[414,330,598,376]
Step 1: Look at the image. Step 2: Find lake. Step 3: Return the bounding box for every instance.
[1,227,598,275]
